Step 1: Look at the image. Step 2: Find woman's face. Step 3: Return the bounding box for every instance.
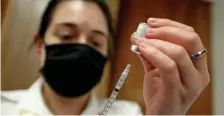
[37,1,109,67]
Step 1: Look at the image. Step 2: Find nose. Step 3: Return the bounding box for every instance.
[76,35,88,45]
[73,23,89,45]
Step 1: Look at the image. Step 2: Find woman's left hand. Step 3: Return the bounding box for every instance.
[132,18,210,114]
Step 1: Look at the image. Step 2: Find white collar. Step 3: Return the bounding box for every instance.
[17,78,100,115]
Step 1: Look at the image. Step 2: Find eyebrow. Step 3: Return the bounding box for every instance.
[55,22,108,38]
[55,23,78,29]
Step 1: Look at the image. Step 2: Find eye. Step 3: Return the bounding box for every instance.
[92,41,101,47]
[89,35,103,48]
[61,34,73,40]
[58,31,75,40]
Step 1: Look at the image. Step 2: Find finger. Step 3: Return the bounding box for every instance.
[137,54,154,72]
[145,26,206,72]
[143,68,161,99]
[130,33,136,44]
[140,39,198,87]
[130,32,146,44]
[130,33,154,72]
[138,41,182,88]
[146,26,203,54]
[147,18,194,32]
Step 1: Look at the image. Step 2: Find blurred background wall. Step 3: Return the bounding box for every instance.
[1,0,224,114]
[211,0,224,114]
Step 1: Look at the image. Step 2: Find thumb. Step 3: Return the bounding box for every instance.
[130,32,154,72]
[138,54,154,73]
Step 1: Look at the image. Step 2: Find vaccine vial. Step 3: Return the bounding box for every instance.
[130,22,148,55]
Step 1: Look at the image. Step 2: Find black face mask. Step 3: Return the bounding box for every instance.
[40,43,107,97]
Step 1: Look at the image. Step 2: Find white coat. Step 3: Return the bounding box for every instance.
[1,78,142,115]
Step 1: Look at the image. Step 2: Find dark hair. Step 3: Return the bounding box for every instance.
[37,0,114,58]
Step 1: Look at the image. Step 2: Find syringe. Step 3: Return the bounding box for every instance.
[99,64,132,115]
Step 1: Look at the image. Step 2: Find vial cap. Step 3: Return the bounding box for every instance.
[130,45,141,55]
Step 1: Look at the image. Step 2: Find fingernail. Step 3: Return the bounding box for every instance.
[148,18,157,24]
[135,39,141,44]
[147,28,155,33]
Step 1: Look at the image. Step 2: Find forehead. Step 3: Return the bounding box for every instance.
[50,1,108,35]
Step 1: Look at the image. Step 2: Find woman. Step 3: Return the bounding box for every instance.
[1,0,210,115]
